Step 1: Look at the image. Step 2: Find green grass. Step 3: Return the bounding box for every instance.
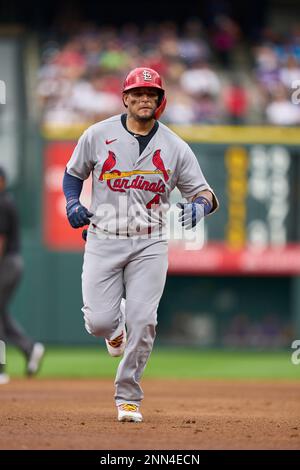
[4,346,300,380]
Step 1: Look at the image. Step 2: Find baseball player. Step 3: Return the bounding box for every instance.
[63,67,218,422]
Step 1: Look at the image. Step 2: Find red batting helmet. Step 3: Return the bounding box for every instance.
[122,67,167,119]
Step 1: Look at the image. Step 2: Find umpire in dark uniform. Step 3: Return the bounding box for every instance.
[0,167,45,384]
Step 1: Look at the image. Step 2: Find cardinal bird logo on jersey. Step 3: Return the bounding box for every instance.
[99,150,171,200]
[99,151,116,181]
[152,149,169,182]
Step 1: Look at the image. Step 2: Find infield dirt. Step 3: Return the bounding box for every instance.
[0,378,299,449]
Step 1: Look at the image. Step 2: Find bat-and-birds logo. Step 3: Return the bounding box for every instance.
[99,149,171,208]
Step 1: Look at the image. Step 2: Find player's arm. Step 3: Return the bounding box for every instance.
[63,130,94,229]
[192,190,213,204]
[63,171,93,228]
[176,146,219,229]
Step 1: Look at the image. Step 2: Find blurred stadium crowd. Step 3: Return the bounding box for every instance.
[37,17,300,126]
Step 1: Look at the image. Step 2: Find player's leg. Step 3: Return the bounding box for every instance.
[0,314,9,383]
[0,264,7,380]
[82,233,128,342]
[114,239,168,420]
[105,297,126,357]
[0,255,34,358]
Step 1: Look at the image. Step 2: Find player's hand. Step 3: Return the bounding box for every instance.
[82,229,88,241]
[66,199,93,228]
[176,196,212,230]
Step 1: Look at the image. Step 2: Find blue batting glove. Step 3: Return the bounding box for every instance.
[66,199,93,228]
[176,196,212,230]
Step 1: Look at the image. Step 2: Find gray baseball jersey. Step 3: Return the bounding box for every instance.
[66,114,218,237]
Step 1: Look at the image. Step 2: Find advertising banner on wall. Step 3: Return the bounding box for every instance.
[42,127,300,275]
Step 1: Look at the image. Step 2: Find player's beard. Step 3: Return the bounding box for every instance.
[135,108,156,122]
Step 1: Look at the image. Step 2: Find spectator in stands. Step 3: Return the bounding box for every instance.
[178,18,211,65]
[36,20,300,126]
[265,84,300,125]
[279,55,300,89]
[223,78,249,124]
[71,71,121,122]
[210,15,241,68]
[254,45,281,94]
[163,87,196,124]
[180,60,221,97]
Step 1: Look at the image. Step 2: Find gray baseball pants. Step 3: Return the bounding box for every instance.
[82,232,168,405]
[0,254,34,374]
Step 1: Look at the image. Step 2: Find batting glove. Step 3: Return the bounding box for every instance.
[66,199,93,228]
[176,196,212,230]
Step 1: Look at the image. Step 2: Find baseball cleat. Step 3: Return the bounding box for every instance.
[0,373,10,385]
[105,329,126,357]
[27,343,45,376]
[117,403,143,422]
[105,299,126,357]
